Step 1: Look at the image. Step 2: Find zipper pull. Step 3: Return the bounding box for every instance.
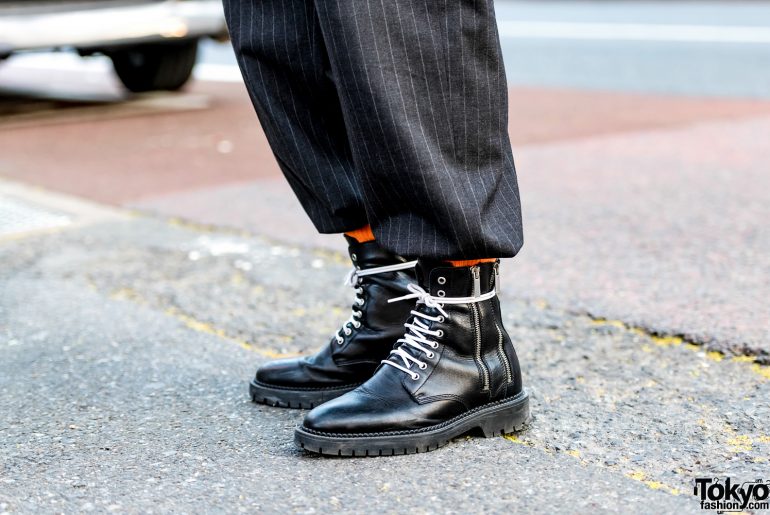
[471,265,480,297]
[494,261,500,294]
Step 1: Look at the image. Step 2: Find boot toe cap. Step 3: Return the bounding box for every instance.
[301,386,426,434]
[254,358,303,387]
[302,393,372,434]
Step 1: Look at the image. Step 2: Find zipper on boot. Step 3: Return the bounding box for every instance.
[491,262,512,383]
[470,266,490,391]
[495,322,513,384]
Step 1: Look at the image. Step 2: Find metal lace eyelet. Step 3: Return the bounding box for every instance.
[426,352,435,359]
[437,316,445,323]
[437,290,446,297]
[353,321,361,328]
[431,342,439,349]
[418,363,427,370]
[351,253,357,261]
[344,327,352,336]
[411,373,420,381]
[437,276,446,285]
[436,329,444,337]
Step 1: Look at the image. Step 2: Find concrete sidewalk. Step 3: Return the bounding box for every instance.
[1,186,768,513]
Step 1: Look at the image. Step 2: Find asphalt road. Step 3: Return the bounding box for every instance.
[2,192,768,513]
[198,0,770,98]
[3,0,770,98]
[495,0,770,97]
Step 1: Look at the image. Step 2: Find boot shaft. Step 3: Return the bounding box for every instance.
[345,237,417,331]
[346,235,412,270]
[252,239,417,399]
[414,260,523,399]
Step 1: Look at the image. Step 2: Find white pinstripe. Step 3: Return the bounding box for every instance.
[402,0,480,256]
[316,5,388,214]
[288,1,359,205]
[222,0,523,258]
[279,2,350,209]
[485,1,520,245]
[378,0,446,257]
[348,0,417,251]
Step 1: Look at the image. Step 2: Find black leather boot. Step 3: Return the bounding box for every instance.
[294,260,530,455]
[249,237,417,408]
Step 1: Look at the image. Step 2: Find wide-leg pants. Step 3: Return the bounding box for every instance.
[223,0,523,260]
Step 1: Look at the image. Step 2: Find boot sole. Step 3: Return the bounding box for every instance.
[294,389,530,456]
[249,379,360,409]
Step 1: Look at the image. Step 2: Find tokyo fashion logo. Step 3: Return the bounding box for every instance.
[694,477,770,512]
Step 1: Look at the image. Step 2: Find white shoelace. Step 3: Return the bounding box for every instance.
[334,260,418,345]
[382,283,497,380]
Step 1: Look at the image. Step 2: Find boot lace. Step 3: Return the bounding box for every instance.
[382,284,496,379]
[334,260,417,345]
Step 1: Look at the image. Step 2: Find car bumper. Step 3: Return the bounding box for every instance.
[0,0,228,54]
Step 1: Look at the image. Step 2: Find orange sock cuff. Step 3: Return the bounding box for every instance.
[344,224,375,243]
[343,226,495,263]
[446,258,498,267]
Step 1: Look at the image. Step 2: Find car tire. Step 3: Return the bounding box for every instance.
[110,39,198,93]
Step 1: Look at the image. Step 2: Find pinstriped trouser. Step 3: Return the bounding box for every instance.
[223,0,523,260]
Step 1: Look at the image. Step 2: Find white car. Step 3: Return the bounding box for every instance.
[0,0,228,92]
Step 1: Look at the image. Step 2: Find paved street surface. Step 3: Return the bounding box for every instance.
[2,201,768,513]
[1,0,770,513]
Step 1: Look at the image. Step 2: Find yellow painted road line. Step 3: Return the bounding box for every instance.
[589,317,770,381]
[110,287,302,359]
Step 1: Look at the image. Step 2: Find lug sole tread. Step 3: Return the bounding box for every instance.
[295,390,531,456]
[249,380,359,410]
